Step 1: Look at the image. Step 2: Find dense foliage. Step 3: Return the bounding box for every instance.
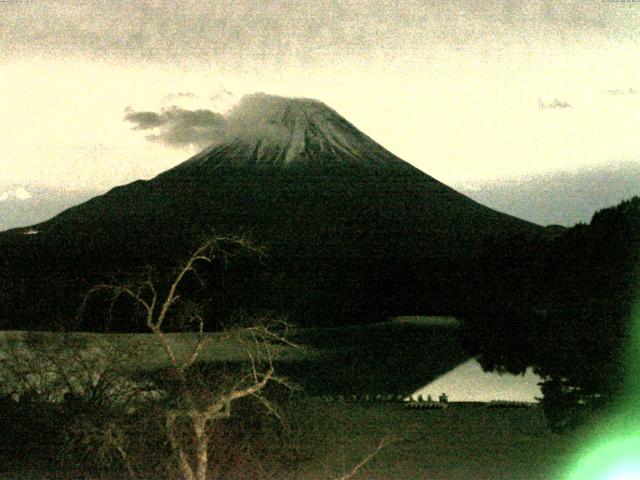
[460,196,640,431]
[0,375,298,479]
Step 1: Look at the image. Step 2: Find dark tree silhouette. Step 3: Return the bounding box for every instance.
[460,197,640,431]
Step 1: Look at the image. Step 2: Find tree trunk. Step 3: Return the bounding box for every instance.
[194,416,209,480]
[166,413,196,480]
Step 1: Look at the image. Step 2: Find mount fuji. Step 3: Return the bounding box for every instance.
[0,94,541,330]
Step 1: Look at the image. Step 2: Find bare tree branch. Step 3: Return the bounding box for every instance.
[181,312,209,370]
[78,235,289,480]
[334,436,400,480]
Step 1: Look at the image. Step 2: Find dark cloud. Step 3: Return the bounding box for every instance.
[3,1,639,64]
[124,106,227,148]
[124,110,164,129]
[124,93,306,149]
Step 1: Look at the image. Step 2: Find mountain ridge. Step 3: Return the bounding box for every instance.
[0,94,542,330]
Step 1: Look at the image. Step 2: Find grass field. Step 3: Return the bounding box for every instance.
[276,399,576,480]
[0,396,580,479]
[0,318,582,478]
[0,317,468,396]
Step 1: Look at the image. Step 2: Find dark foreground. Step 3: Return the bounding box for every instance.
[0,397,578,479]
[281,399,575,480]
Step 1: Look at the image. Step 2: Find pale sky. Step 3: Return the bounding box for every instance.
[2,0,640,210]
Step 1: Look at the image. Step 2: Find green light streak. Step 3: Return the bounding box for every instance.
[564,435,640,480]
[562,295,640,480]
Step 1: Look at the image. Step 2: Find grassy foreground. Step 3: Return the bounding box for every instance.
[280,399,574,480]
[0,318,577,478]
[0,317,468,396]
[0,397,578,479]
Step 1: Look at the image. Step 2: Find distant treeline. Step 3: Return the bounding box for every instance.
[459,196,640,430]
[0,228,476,331]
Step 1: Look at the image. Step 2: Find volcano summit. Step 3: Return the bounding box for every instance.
[0,94,540,330]
[180,93,409,168]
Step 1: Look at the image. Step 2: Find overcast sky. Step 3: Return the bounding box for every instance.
[1,0,640,225]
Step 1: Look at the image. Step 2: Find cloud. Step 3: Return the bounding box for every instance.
[124,109,165,129]
[607,88,637,96]
[124,106,227,148]
[222,93,300,142]
[4,1,639,65]
[125,92,333,151]
[125,92,315,149]
[163,92,196,101]
[457,161,640,227]
[538,98,572,109]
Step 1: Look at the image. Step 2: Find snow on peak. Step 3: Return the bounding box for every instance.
[187,93,405,167]
[226,94,357,161]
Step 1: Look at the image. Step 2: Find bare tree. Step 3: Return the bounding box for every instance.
[83,236,293,480]
[78,236,402,480]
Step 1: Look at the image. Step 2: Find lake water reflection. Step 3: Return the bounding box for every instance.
[409,358,542,403]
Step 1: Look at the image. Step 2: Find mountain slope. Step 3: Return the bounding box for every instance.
[0,94,541,330]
